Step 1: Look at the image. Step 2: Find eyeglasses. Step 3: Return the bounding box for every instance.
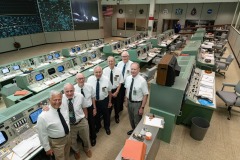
[121,56,128,58]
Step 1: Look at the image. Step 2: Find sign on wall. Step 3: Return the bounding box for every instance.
[175,8,183,15]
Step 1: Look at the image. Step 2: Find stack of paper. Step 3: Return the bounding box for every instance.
[143,116,164,128]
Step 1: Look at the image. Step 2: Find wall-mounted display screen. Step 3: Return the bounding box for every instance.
[48,68,56,75]
[35,73,44,81]
[72,0,99,30]
[13,65,20,71]
[29,108,42,124]
[48,55,53,60]
[57,65,64,72]
[0,131,7,146]
[82,57,88,62]
[55,52,60,58]
[2,68,10,74]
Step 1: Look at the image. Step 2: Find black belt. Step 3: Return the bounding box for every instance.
[129,100,142,103]
[49,134,68,139]
[70,118,84,126]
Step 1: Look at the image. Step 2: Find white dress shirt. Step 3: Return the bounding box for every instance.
[62,93,88,122]
[74,83,95,107]
[37,105,70,151]
[103,66,124,89]
[125,74,149,101]
[87,75,112,100]
[117,60,133,81]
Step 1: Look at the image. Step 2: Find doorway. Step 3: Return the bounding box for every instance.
[103,16,112,38]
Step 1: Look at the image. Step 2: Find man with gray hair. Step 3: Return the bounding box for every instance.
[117,51,133,111]
[87,66,112,135]
[62,83,92,159]
[37,90,71,160]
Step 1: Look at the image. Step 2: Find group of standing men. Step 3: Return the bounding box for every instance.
[36,51,149,160]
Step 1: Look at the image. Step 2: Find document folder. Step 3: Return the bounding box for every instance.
[121,139,146,160]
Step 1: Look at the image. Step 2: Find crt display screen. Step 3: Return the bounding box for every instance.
[113,45,117,50]
[57,66,64,72]
[48,68,56,75]
[2,68,10,74]
[77,47,81,51]
[125,41,127,45]
[29,108,42,124]
[118,43,120,48]
[13,65,20,71]
[0,132,6,145]
[35,73,44,81]
[48,55,53,60]
[72,48,76,53]
[128,40,130,44]
[55,53,60,58]
[82,57,87,62]
[91,53,96,58]
[137,50,141,56]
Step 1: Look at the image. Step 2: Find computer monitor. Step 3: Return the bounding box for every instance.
[57,65,64,72]
[71,48,76,53]
[128,39,130,44]
[77,47,81,51]
[54,52,60,59]
[125,41,128,45]
[48,68,56,75]
[48,55,53,60]
[0,131,7,145]
[13,65,20,71]
[118,43,121,48]
[137,50,141,56]
[35,73,44,81]
[1,68,10,74]
[91,52,96,59]
[113,45,117,50]
[82,57,88,63]
[29,108,42,124]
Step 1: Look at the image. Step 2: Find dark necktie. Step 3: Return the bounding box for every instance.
[129,78,134,101]
[81,88,85,97]
[96,79,100,100]
[68,99,76,124]
[57,108,69,134]
[122,64,126,77]
[110,70,113,85]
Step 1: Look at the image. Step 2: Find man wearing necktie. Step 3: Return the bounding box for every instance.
[37,90,71,160]
[87,66,112,135]
[74,73,97,147]
[125,63,149,135]
[103,56,124,123]
[62,83,92,159]
[117,51,133,111]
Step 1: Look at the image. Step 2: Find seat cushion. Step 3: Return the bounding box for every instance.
[216,91,237,105]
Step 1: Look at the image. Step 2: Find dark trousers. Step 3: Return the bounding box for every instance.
[109,88,120,119]
[87,105,96,140]
[119,85,126,111]
[95,96,110,130]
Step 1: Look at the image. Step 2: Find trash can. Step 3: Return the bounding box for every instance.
[190,117,210,141]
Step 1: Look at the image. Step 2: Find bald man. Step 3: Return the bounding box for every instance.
[117,51,133,111]
[87,66,112,135]
[103,56,124,123]
[74,73,97,146]
[125,63,148,135]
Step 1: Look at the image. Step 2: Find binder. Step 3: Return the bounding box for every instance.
[121,139,146,160]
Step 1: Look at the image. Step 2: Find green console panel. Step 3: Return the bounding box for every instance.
[181,40,201,58]
[190,32,204,42]
[150,108,176,143]
[195,28,206,34]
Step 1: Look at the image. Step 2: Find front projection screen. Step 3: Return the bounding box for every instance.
[71,0,99,30]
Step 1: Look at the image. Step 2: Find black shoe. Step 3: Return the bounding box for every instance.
[127,130,133,135]
[91,139,96,146]
[106,129,111,135]
[115,117,120,123]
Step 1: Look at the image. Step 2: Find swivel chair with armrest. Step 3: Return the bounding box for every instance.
[216,81,240,120]
[140,66,157,81]
[215,54,234,79]
[214,47,227,60]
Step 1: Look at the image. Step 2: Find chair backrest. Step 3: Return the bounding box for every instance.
[226,54,234,63]
[235,81,240,94]
[145,66,157,81]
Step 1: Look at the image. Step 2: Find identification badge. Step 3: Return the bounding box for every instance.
[114,76,118,81]
[102,87,106,92]
[127,70,130,74]
[133,89,137,95]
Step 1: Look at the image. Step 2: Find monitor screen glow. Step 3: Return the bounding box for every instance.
[2,68,10,74]
[29,108,42,124]
[77,47,81,51]
[55,53,60,58]
[35,73,44,81]
[82,57,88,62]
[0,132,6,145]
[72,48,76,53]
[13,65,20,71]
[48,55,53,60]
[57,66,64,72]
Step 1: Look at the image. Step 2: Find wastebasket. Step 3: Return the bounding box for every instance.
[190,117,210,141]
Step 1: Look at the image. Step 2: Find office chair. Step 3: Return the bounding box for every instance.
[140,66,157,81]
[216,81,240,120]
[214,47,227,60]
[215,54,234,79]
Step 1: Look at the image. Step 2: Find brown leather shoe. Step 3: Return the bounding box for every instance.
[84,150,92,158]
[74,152,80,160]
